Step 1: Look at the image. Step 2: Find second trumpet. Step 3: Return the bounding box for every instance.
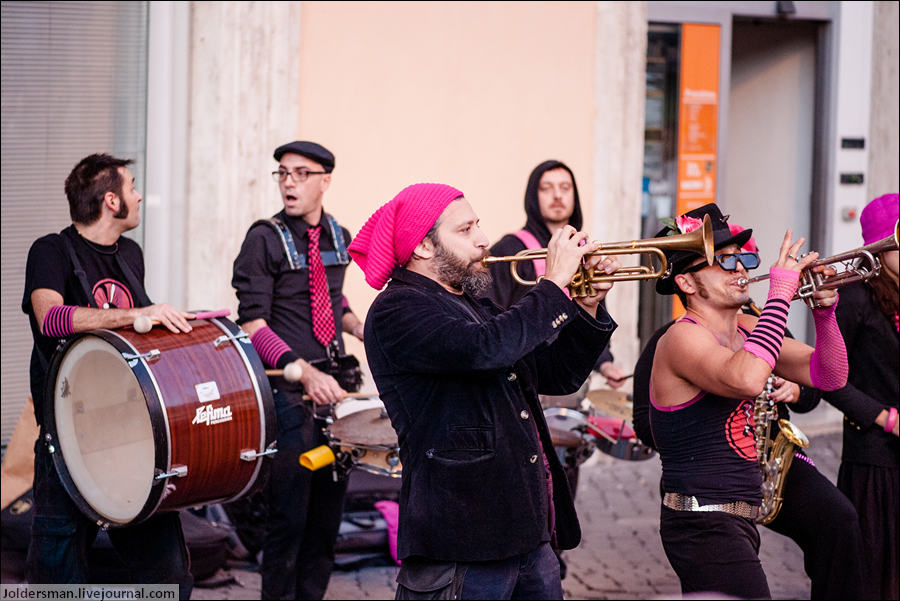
[482,215,714,298]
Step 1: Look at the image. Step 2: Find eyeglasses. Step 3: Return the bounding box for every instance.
[684,252,761,274]
[271,168,327,183]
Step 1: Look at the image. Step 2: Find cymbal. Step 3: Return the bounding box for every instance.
[585,389,633,422]
[329,408,398,446]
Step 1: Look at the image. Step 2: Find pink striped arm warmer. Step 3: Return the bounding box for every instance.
[809,296,848,391]
[42,305,77,337]
[250,326,298,369]
[742,268,800,369]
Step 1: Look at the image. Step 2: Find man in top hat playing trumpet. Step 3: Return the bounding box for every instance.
[646,203,850,599]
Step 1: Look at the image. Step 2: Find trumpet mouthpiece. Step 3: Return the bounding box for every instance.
[737,277,749,287]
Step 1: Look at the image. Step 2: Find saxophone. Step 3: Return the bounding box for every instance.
[753,374,810,525]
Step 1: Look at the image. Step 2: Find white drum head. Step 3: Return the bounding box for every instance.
[334,397,384,420]
[54,336,155,523]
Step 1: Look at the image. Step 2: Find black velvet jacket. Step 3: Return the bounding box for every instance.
[825,281,899,468]
[364,268,616,562]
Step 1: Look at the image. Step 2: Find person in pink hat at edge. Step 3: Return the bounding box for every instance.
[349,183,619,599]
[823,192,899,600]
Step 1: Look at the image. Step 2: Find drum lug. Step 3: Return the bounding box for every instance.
[214,332,250,348]
[240,447,278,461]
[122,349,161,366]
[154,465,188,481]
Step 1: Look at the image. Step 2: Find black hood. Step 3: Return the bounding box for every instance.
[522,160,583,246]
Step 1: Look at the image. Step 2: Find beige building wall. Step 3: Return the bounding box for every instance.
[295,1,646,381]
[868,0,900,199]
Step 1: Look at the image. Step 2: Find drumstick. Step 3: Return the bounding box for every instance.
[133,309,232,333]
[265,362,304,382]
[301,392,376,401]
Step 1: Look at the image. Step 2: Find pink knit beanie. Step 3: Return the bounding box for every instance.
[860,193,898,246]
[349,183,464,289]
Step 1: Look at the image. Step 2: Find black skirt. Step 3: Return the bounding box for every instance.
[838,462,900,600]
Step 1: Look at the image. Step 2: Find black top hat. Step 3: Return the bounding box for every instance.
[273,141,335,173]
[655,203,753,295]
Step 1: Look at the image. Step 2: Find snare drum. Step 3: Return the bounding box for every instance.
[325,399,401,478]
[44,316,276,527]
[542,407,595,468]
[586,416,656,461]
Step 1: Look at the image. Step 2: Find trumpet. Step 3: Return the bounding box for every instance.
[481,214,715,298]
[737,220,899,308]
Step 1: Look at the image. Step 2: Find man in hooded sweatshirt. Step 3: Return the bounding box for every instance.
[484,160,626,390]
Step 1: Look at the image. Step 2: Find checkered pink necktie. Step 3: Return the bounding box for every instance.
[308,226,335,347]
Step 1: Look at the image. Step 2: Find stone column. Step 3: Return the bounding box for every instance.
[186,1,302,312]
[867,0,899,199]
[592,2,648,376]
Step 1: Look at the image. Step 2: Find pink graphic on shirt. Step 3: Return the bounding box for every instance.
[725,400,757,461]
[93,278,134,309]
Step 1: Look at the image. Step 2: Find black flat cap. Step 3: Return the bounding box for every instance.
[273,141,335,173]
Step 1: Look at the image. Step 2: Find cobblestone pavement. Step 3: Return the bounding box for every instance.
[193,405,845,600]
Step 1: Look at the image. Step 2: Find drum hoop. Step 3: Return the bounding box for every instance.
[206,317,275,502]
[44,330,170,526]
[104,329,173,521]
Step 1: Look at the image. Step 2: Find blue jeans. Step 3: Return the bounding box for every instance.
[395,542,562,600]
[26,437,193,598]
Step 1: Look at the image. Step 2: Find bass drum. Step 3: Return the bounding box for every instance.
[43,316,276,528]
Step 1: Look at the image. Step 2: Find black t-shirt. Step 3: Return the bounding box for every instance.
[22,225,147,423]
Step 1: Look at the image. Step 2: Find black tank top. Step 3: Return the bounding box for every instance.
[649,317,762,505]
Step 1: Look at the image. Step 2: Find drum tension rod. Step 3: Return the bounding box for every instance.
[214,331,250,348]
[240,447,278,461]
[154,465,188,480]
[122,349,161,366]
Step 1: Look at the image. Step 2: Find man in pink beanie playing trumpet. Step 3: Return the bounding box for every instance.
[349,183,618,599]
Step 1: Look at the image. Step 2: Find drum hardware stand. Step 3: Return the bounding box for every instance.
[214,331,250,348]
[122,349,161,367]
[154,465,188,480]
[240,442,278,461]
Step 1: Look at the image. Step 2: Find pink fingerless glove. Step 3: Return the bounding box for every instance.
[809,295,848,391]
[42,305,77,337]
[742,268,800,368]
[250,326,293,369]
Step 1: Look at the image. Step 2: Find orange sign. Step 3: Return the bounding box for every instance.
[676,23,720,215]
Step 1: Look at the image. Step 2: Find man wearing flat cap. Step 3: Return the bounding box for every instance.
[348,183,618,599]
[231,140,365,599]
[643,203,851,599]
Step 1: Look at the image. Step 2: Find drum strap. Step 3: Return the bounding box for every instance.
[60,229,153,308]
[60,231,98,309]
[252,215,350,271]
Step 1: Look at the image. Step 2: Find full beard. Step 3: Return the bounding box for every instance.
[433,241,492,296]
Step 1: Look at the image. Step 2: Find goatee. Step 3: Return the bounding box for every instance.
[433,241,492,296]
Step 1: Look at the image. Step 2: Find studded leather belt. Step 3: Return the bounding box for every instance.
[663,492,760,519]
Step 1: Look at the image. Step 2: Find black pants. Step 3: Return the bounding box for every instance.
[261,392,348,600]
[660,505,771,599]
[767,454,866,600]
[26,438,193,598]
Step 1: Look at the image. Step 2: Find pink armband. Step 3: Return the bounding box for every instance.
[250,326,293,369]
[42,305,77,337]
[809,296,848,391]
[742,269,800,368]
[884,408,898,433]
